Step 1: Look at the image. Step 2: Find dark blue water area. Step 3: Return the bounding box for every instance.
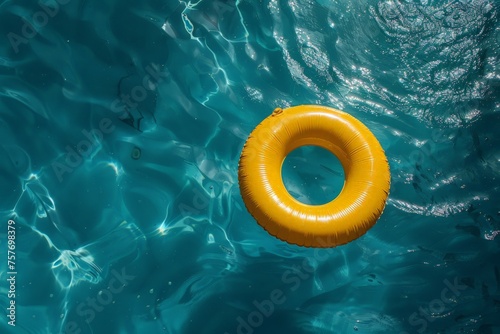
[0,0,499,333]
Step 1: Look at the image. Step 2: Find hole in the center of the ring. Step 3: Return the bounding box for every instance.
[281,145,345,205]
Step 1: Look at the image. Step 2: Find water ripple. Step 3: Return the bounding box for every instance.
[0,0,499,333]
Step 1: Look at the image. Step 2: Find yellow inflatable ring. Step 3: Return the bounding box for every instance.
[238,105,390,248]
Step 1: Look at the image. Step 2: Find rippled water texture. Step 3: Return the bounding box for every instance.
[0,0,499,333]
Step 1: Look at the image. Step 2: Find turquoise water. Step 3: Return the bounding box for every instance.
[1,0,499,333]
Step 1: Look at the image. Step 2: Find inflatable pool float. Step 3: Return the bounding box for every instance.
[238,105,390,248]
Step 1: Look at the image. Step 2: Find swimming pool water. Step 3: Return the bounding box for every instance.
[0,0,499,333]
